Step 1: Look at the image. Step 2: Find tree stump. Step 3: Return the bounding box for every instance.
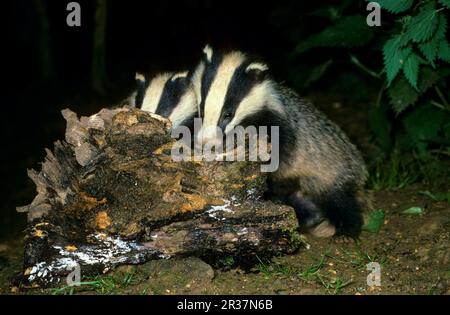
[16,107,302,288]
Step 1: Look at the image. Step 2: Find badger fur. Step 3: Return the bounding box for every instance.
[193,45,370,238]
[131,71,198,129]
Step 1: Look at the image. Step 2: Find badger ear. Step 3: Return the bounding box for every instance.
[245,62,269,81]
[134,72,145,83]
[202,44,213,63]
[135,72,146,83]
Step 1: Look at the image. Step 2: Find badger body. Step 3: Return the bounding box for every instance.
[194,46,369,238]
[131,71,198,129]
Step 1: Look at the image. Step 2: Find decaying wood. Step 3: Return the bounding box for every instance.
[17,107,302,288]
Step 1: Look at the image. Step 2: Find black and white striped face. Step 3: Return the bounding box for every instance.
[135,71,198,128]
[193,46,283,144]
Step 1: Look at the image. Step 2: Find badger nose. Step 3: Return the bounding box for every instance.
[196,126,222,146]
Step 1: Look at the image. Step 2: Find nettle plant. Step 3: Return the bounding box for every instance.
[278,0,450,157]
[380,0,450,156]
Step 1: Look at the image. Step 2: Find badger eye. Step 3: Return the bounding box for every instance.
[224,112,232,119]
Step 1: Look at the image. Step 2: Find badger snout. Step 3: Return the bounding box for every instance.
[196,126,223,146]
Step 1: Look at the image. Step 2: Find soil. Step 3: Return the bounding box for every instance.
[1,184,449,295]
[0,95,448,295]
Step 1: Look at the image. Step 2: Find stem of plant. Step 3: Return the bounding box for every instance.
[430,100,446,110]
[375,80,386,108]
[429,149,450,157]
[349,54,382,79]
[434,86,450,112]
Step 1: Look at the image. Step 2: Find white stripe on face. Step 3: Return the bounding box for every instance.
[140,73,172,113]
[201,52,246,138]
[224,81,266,134]
[191,62,205,111]
[169,88,197,128]
[171,71,189,81]
[128,90,138,107]
[224,81,284,134]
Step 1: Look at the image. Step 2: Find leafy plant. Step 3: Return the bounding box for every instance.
[51,268,137,295]
[369,151,420,190]
[292,15,374,54]
[298,252,328,278]
[218,256,235,269]
[298,252,353,294]
[314,273,353,294]
[255,256,295,278]
[273,0,450,187]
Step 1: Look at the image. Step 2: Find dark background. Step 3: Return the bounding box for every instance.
[2,0,372,240]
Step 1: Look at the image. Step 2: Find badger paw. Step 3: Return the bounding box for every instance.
[308,220,336,238]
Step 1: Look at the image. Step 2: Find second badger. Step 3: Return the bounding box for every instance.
[193,45,370,238]
[128,71,198,129]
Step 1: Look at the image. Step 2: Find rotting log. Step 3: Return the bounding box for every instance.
[16,107,302,288]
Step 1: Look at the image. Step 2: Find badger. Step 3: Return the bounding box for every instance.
[128,71,198,129]
[192,45,370,238]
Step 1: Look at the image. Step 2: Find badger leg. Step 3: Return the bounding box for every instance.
[314,187,364,238]
[287,188,364,238]
[267,180,363,238]
[287,191,325,229]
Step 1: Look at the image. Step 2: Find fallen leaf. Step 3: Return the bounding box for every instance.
[402,207,424,215]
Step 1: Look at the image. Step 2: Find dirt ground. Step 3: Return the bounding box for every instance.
[0,183,449,295]
[0,95,448,295]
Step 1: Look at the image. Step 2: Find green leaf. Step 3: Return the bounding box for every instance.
[438,67,450,78]
[405,3,439,43]
[419,190,437,200]
[418,67,441,92]
[439,0,450,9]
[418,14,447,66]
[370,0,414,13]
[403,103,446,153]
[383,35,411,86]
[387,67,439,114]
[419,39,439,66]
[402,207,424,215]
[302,59,333,88]
[363,209,385,233]
[419,190,450,203]
[438,40,450,62]
[402,52,421,89]
[387,76,418,114]
[293,15,374,54]
[434,13,447,40]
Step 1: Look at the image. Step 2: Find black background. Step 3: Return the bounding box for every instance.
[2,0,364,239]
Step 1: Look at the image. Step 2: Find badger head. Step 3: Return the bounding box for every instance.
[135,71,198,128]
[193,45,284,145]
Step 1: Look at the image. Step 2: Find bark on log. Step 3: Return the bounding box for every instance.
[17,107,302,288]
